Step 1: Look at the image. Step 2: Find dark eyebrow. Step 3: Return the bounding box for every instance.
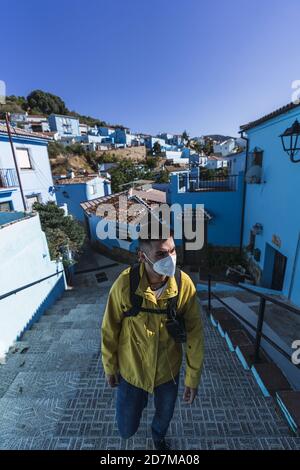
[155,250,168,256]
[155,246,176,256]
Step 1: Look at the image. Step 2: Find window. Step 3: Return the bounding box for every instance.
[16,148,32,169]
[0,201,12,212]
[90,185,96,195]
[248,147,264,168]
[26,195,40,211]
[253,149,263,167]
[178,174,186,190]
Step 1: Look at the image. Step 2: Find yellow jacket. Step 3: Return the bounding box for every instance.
[101,263,204,393]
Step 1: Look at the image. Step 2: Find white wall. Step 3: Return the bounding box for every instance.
[0,137,56,211]
[0,213,65,359]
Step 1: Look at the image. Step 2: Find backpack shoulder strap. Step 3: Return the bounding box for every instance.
[123,264,143,317]
[123,265,182,318]
[167,268,182,318]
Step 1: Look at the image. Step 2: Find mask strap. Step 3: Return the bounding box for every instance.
[143,252,154,266]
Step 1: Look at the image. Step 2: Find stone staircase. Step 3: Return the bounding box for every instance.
[0,262,300,450]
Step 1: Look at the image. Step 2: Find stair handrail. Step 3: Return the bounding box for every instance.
[213,276,300,316]
[207,274,300,367]
[0,269,64,301]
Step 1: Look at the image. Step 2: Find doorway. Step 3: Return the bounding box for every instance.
[262,243,287,291]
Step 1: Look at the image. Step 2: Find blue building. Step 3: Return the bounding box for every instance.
[48,114,80,138]
[55,174,111,222]
[144,135,167,150]
[158,133,183,147]
[98,126,116,137]
[167,170,244,248]
[0,124,56,212]
[240,101,300,306]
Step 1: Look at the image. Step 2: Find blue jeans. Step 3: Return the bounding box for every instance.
[116,374,179,442]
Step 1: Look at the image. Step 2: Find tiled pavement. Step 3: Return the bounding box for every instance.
[0,258,300,450]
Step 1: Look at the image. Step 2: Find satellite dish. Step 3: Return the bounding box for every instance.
[245,165,262,183]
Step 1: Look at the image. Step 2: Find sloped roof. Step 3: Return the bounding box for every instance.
[0,123,53,141]
[240,101,300,132]
[55,174,104,185]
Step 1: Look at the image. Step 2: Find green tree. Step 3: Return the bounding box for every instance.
[156,170,170,183]
[33,202,85,265]
[203,138,214,155]
[181,130,189,142]
[27,90,69,115]
[153,141,162,156]
[109,160,147,192]
[145,157,157,170]
[48,141,67,159]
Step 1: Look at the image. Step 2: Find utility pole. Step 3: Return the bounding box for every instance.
[5,113,27,211]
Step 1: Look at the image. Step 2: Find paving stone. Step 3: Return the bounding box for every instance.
[3,371,82,399]
[0,264,299,450]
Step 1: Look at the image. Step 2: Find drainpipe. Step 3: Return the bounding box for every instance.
[239,130,249,255]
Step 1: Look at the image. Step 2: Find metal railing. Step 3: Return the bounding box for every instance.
[0,168,19,189]
[189,174,237,192]
[207,275,300,366]
[0,269,64,301]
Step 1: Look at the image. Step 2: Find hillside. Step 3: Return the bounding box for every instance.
[50,145,146,176]
[1,89,126,129]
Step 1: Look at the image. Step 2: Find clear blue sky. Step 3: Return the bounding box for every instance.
[2,0,300,136]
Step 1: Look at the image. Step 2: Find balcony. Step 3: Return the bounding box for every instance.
[0,168,19,189]
[189,174,238,192]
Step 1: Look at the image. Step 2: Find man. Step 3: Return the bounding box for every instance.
[101,235,204,450]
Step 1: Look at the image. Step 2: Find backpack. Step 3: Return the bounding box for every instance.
[122,264,186,343]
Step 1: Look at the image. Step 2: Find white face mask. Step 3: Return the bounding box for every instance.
[144,252,177,277]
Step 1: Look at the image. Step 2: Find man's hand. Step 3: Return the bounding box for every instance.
[106,374,119,388]
[183,386,197,404]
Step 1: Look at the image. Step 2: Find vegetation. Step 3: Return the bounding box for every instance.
[206,244,248,273]
[152,141,162,157]
[108,160,161,192]
[33,202,85,265]
[202,138,214,155]
[48,141,67,159]
[0,89,123,129]
[156,170,170,183]
[144,157,157,170]
[200,167,229,180]
[181,130,189,143]
[27,90,68,115]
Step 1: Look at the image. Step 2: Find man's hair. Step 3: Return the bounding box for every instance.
[138,230,174,253]
[137,212,174,252]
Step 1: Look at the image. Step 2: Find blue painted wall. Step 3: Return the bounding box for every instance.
[243,105,300,306]
[56,177,110,222]
[56,183,87,221]
[167,171,244,246]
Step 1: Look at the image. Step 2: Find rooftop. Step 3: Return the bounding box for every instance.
[55,174,102,185]
[81,188,166,223]
[81,191,148,223]
[240,101,300,132]
[0,124,53,141]
[165,165,189,173]
[0,211,34,228]
[208,155,227,161]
